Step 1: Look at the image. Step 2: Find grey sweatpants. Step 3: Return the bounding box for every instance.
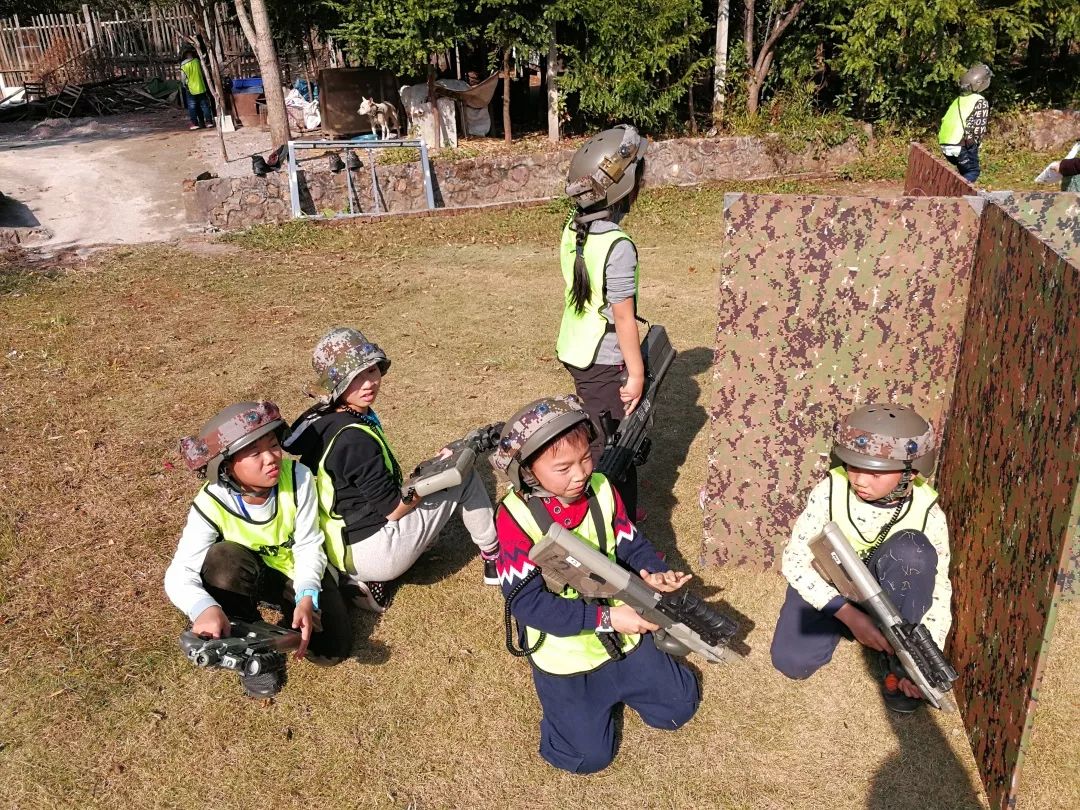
[343,469,498,583]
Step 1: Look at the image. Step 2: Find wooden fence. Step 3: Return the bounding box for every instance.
[0,3,259,92]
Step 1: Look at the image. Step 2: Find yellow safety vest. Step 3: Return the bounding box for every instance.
[180,57,208,96]
[192,457,298,578]
[827,467,938,557]
[556,218,639,370]
[315,422,398,573]
[938,93,985,146]
[501,473,640,675]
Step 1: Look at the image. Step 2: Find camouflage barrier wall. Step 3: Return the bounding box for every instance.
[703,195,980,567]
[904,142,978,198]
[936,201,1080,809]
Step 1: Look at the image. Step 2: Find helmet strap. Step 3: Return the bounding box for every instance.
[219,462,272,499]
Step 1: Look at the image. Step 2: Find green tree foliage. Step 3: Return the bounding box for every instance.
[328,0,466,75]
[554,0,711,127]
[827,0,1079,119]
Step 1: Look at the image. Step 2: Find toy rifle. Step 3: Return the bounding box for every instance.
[596,325,676,482]
[809,522,960,711]
[179,619,300,679]
[401,422,504,502]
[529,522,740,664]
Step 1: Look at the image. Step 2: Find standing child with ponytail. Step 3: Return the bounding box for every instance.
[557,124,648,519]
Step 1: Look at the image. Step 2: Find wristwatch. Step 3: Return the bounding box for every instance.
[597,605,614,633]
[295,588,320,611]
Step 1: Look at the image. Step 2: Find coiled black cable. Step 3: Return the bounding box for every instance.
[504,568,546,657]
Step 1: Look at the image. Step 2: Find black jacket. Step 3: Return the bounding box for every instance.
[287,408,402,543]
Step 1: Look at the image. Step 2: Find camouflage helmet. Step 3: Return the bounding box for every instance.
[490,394,593,492]
[179,400,286,484]
[959,63,992,94]
[833,404,937,477]
[565,124,647,210]
[311,326,390,404]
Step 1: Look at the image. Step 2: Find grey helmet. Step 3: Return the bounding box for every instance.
[959,63,992,94]
[833,404,937,500]
[311,326,390,404]
[490,394,594,493]
[179,400,286,486]
[565,125,647,210]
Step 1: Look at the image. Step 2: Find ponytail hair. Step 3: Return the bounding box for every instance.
[569,213,591,314]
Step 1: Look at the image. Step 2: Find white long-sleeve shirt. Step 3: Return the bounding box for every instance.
[164,462,327,621]
[781,477,953,648]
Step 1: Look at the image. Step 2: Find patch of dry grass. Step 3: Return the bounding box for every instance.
[0,181,1072,809]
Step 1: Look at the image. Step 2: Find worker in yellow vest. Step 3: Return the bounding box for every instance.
[771,405,952,714]
[180,46,214,130]
[490,395,699,772]
[559,125,649,520]
[166,401,352,697]
[938,63,991,183]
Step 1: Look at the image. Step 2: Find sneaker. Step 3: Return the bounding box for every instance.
[188,125,201,130]
[483,558,499,586]
[881,671,922,714]
[351,580,392,614]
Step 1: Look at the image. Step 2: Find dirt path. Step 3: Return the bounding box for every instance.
[0,110,239,253]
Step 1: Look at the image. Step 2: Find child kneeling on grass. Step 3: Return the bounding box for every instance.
[771,404,952,714]
[284,327,500,613]
[489,394,699,773]
[165,401,352,697]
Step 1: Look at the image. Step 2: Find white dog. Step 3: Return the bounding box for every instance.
[358,97,399,140]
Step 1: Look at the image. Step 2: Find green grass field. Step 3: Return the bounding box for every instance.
[1,175,1075,809]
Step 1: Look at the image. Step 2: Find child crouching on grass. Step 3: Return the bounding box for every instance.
[165,401,352,697]
[489,394,699,773]
[771,404,952,714]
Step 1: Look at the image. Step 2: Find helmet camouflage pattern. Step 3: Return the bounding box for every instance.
[959,63,992,94]
[311,326,391,404]
[179,400,286,483]
[490,394,593,492]
[833,404,937,477]
[565,124,647,210]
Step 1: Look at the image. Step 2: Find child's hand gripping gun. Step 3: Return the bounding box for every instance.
[809,522,960,710]
[179,619,301,685]
[528,523,741,664]
[596,325,676,483]
[401,422,505,502]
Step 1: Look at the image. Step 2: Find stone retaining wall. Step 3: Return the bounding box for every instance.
[186,130,871,231]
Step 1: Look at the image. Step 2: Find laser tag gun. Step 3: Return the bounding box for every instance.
[595,325,676,482]
[179,619,300,688]
[529,522,740,664]
[401,422,505,502]
[809,522,960,711]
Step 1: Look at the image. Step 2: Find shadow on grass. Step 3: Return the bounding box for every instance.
[635,345,713,573]
[864,649,984,810]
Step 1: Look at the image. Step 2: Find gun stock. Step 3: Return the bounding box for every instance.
[809,522,959,711]
[529,523,740,665]
[596,325,676,481]
[402,421,505,500]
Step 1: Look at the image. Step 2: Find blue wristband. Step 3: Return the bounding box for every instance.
[295,588,320,611]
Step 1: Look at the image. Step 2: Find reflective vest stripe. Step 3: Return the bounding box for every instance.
[938,94,984,146]
[192,458,299,578]
[501,474,641,675]
[827,467,938,557]
[555,219,640,370]
[315,422,397,572]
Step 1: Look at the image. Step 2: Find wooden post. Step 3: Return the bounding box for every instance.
[546,23,558,143]
[427,61,440,149]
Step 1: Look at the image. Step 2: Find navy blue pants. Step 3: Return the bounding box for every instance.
[771,530,937,680]
[185,90,214,127]
[946,143,981,183]
[532,636,699,773]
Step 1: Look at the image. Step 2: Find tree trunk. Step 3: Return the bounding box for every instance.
[234,0,289,149]
[745,0,805,116]
[546,24,559,143]
[502,48,512,144]
[713,0,730,119]
[427,62,441,148]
